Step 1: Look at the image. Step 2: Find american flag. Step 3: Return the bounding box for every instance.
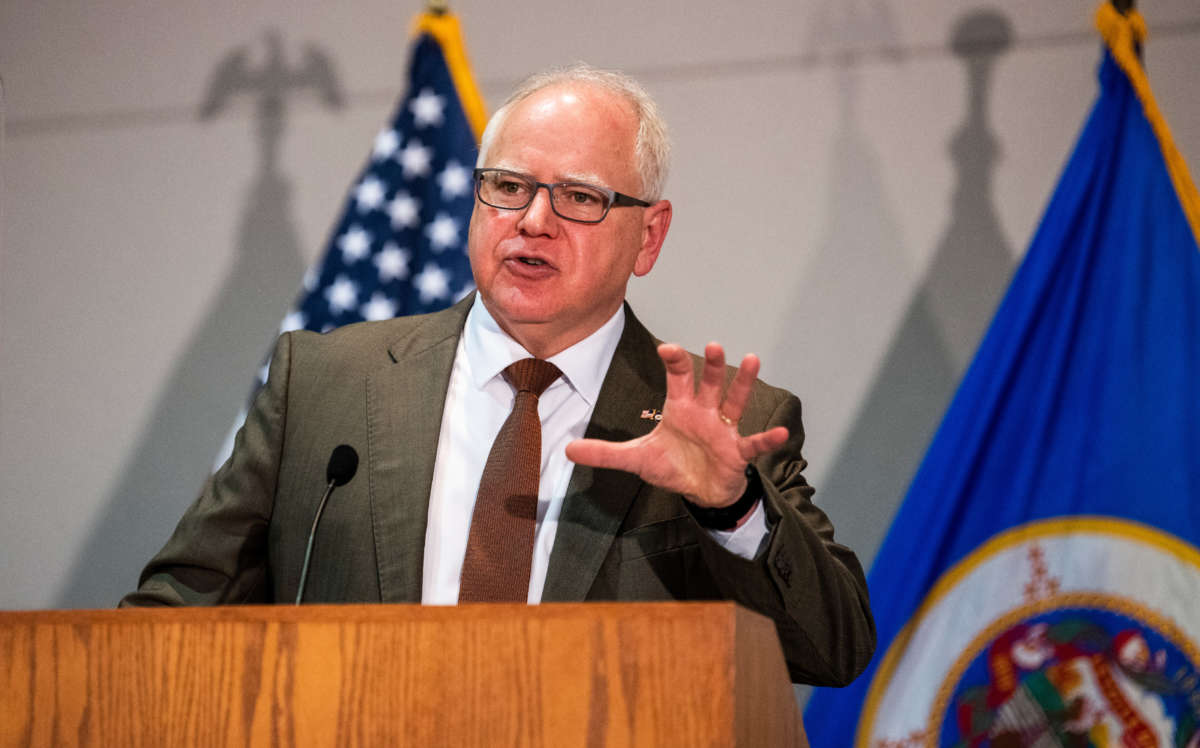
[280,17,483,347]
[216,12,485,464]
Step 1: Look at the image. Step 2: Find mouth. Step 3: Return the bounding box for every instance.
[504,253,556,272]
[498,239,557,276]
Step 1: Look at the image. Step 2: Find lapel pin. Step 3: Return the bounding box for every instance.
[640,408,663,422]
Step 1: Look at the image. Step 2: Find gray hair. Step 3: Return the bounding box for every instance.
[476,64,671,202]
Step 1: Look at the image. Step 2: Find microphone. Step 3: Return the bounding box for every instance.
[295,445,359,604]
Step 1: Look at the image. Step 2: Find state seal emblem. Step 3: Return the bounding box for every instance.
[858,517,1200,747]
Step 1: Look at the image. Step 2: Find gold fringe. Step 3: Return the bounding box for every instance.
[412,11,488,141]
[1095,4,1200,249]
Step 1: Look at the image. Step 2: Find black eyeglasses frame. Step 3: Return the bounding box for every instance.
[472,168,651,224]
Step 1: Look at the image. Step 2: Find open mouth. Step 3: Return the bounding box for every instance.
[517,257,548,266]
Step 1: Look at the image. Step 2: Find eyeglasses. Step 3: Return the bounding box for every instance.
[473,168,651,224]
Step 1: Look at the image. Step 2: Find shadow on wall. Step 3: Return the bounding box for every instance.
[55,32,344,608]
[773,0,908,561]
[817,9,1017,570]
[783,0,904,710]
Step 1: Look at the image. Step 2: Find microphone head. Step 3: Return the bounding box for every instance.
[326,444,359,487]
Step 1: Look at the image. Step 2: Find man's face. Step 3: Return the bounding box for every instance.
[467,83,671,358]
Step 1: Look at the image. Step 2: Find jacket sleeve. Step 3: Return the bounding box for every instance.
[691,389,876,686]
[119,333,293,607]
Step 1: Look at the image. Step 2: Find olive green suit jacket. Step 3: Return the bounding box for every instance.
[123,297,875,686]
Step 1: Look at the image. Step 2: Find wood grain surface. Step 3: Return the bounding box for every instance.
[0,602,804,747]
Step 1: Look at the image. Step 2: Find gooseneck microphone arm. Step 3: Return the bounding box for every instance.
[295,445,359,605]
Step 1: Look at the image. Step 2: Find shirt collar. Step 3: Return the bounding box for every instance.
[464,295,625,408]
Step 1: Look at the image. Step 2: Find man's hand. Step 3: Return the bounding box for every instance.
[565,342,789,508]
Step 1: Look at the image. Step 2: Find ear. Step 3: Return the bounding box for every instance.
[633,199,672,277]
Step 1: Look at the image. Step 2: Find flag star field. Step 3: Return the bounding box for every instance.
[265,34,480,384]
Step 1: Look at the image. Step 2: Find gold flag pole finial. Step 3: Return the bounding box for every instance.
[411,0,488,139]
[1097,0,1200,246]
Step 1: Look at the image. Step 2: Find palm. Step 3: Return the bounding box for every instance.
[566,342,788,507]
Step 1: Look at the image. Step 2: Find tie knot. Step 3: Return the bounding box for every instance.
[503,358,561,397]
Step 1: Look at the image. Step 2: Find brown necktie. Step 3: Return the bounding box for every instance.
[458,358,562,602]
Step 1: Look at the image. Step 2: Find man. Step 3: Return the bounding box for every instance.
[123,65,875,687]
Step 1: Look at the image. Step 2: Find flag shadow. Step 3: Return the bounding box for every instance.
[54,32,342,608]
[817,9,1017,570]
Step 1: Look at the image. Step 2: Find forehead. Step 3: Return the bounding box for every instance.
[488,83,639,185]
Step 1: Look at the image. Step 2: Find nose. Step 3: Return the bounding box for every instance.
[516,184,559,237]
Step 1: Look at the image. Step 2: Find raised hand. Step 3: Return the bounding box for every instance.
[565,342,789,509]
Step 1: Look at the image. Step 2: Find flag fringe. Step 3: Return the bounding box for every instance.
[1096,3,1200,251]
[413,11,488,141]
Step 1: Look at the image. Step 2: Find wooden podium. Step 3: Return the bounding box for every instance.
[1,602,807,747]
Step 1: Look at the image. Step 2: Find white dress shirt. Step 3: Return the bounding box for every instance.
[421,297,767,604]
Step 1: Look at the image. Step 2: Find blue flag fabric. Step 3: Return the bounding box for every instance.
[805,24,1200,748]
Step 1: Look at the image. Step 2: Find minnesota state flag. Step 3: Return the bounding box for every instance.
[806,6,1200,745]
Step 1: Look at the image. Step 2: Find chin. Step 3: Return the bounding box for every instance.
[485,295,560,326]
[486,285,558,315]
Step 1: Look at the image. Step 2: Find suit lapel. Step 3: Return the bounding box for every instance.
[541,306,664,602]
[367,297,471,602]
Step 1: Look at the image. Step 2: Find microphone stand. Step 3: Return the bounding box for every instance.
[295,478,337,605]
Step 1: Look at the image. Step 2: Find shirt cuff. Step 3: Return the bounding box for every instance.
[705,499,770,560]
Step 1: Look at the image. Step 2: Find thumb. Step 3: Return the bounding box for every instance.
[565,437,645,473]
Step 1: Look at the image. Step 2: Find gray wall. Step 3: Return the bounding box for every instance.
[2,1,1199,610]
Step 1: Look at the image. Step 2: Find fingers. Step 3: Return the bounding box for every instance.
[657,343,694,403]
[719,353,761,424]
[696,342,726,409]
[738,426,790,461]
[659,341,764,426]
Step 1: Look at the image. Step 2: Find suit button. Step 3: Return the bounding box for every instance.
[774,555,793,586]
